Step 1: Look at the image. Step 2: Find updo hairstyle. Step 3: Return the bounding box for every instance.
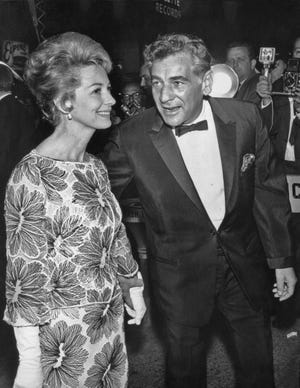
[24,31,112,125]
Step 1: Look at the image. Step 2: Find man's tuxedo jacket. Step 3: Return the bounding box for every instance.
[103,97,293,327]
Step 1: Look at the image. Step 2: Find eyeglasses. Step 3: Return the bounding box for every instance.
[119,91,143,100]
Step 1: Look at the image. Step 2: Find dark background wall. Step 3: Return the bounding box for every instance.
[1,0,300,83]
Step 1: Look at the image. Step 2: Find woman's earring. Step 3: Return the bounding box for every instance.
[67,113,72,120]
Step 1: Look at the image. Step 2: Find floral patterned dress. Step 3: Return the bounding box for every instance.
[4,149,139,388]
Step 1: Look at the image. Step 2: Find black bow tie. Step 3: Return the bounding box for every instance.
[174,120,208,137]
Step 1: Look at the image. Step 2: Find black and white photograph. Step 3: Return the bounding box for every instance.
[0,1,300,387]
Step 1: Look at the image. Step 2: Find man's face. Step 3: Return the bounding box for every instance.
[140,65,151,90]
[151,53,205,128]
[293,38,300,59]
[226,46,256,82]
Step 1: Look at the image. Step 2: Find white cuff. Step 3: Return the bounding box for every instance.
[13,326,43,388]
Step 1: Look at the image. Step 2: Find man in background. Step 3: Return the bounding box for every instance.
[139,62,154,108]
[257,35,300,326]
[226,41,261,105]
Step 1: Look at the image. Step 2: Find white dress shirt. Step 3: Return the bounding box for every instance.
[285,97,297,162]
[172,100,225,229]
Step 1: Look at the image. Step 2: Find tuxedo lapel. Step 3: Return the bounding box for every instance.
[148,103,237,214]
[148,118,203,212]
[209,99,236,211]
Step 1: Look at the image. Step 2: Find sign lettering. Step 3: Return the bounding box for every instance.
[155,0,181,19]
[286,175,300,213]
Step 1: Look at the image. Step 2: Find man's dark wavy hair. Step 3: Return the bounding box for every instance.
[143,33,212,77]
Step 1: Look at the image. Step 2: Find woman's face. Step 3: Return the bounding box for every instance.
[70,64,115,130]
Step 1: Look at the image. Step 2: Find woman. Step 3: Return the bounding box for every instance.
[4,32,146,388]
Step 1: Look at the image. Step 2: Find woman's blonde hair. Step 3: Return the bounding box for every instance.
[25,31,112,125]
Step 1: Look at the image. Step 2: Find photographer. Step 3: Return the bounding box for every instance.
[257,36,300,167]
[257,36,300,327]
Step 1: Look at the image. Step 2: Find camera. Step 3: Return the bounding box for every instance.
[283,58,300,95]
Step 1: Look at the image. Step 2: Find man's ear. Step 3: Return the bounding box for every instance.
[202,70,213,96]
[250,58,257,71]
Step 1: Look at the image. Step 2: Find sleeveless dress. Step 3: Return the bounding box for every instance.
[4,150,138,388]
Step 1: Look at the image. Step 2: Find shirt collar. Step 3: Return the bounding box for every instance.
[190,100,209,124]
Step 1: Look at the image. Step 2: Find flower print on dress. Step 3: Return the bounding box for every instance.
[12,155,41,186]
[92,158,111,188]
[110,223,138,277]
[5,257,49,325]
[47,260,86,309]
[72,168,110,222]
[83,287,123,343]
[72,226,115,289]
[5,185,47,258]
[45,206,89,259]
[85,335,127,388]
[40,321,89,388]
[38,158,68,203]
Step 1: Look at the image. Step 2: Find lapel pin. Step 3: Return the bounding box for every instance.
[241,153,255,173]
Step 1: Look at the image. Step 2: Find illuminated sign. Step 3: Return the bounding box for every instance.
[155,0,182,19]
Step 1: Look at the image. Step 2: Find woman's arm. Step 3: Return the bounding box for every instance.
[4,155,51,327]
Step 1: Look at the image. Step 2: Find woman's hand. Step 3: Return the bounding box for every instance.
[118,271,147,324]
[124,286,147,325]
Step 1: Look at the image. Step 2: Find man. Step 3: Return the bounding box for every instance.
[139,62,154,108]
[257,36,300,326]
[119,79,146,119]
[104,33,296,388]
[226,41,261,105]
[293,36,300,59]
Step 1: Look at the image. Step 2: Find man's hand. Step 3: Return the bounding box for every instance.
[273,267,297,301]
[256,74,272,99]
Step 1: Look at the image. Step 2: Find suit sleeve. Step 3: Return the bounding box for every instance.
[260,99,274,133]
[102,124,135,200]
[253,105,294,269]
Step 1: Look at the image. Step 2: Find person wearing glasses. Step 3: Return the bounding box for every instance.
[119,78,146,119]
